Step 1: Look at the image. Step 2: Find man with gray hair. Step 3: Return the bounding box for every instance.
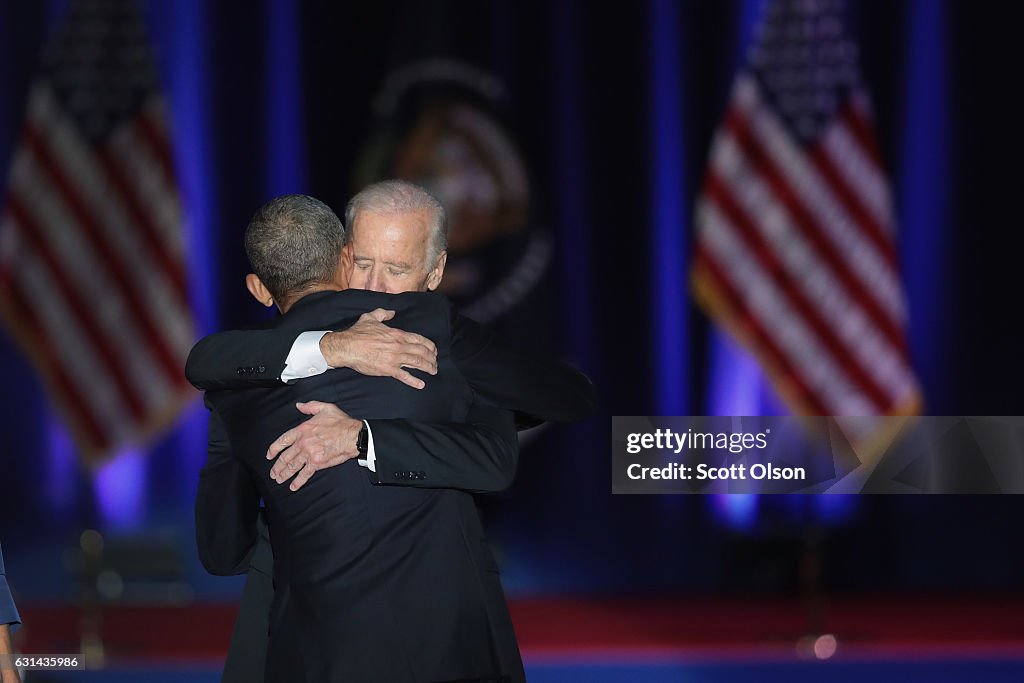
[189,187,595,682]
[344,179,449,294]
[191,180,592,485]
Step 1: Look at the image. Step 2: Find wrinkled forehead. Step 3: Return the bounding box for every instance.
[349,209,432,252]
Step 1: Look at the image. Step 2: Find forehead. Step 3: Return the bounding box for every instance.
[350,209,431,251]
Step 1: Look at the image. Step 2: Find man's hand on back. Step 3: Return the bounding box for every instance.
[267,401,363,491]
[321,308,437,390]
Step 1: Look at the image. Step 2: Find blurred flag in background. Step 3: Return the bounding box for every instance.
[692,0,919,421]
[0,0,194,464]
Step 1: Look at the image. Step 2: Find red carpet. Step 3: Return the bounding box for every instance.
[15,597,1024,661]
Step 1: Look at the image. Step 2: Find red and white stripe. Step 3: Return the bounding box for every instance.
[694,73,919,417]
[0,83,195,459]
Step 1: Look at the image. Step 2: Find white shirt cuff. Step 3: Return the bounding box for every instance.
[281,330,331,383]
[356,421,376,472]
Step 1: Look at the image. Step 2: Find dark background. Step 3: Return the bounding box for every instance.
[0,0,1022,605]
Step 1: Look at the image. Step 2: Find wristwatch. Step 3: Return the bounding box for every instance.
[356,422,369,457]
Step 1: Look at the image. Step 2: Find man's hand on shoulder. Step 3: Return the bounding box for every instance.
[321,308,438,390]
[267,401,363,491]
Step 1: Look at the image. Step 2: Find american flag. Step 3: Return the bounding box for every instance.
[0,0,195,463]
[692,0,920,419]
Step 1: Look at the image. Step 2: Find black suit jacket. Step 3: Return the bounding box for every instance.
[203,290,533,683]
[186,297,596,430]
[192,288,596,574]
[196,290,598,683]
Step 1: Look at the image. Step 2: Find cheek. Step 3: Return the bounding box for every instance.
[348,269,369,288]
[380,274,401,294]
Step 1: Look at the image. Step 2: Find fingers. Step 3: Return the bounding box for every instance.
[289,461,317,491]
[399,351,437,376]
[270,446,301,481]
[334,315,439,386]
[269,404,356,482]
[269,405,328,458]
[296,401,348,419]
[296,400,326,415]
[400,331,436,356]
[356,313,435,357]
[392,369,427,390]
[267,427,300,460]
[360,308,395,323]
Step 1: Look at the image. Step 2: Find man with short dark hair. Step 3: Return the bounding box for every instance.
[192,191,594,682]
[243,193,347,309]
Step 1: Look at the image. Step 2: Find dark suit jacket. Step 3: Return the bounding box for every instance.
[0,543,20,630]
[200,399,523,683]
[192,288,596,573]
[186,296,596,430]
[198,289,596,683]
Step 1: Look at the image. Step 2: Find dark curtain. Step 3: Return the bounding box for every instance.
[0,0,1023,598]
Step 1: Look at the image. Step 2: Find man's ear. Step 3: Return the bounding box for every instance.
[336,244,353,289]
[245,273,275,308]
[425,251,447,291]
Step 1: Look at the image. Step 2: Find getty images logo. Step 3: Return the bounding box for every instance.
[625,428,770,455]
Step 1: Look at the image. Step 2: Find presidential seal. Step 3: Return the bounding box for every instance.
[353,59,551,323]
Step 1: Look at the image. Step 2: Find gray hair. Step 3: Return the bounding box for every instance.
[244,194,345,303]
[344,180,448,265]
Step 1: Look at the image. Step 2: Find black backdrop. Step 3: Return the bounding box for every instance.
[0,0,1023,598]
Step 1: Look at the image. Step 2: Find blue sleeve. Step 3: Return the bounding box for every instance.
[0,543,21,631]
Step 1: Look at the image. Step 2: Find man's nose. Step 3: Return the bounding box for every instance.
[367,271,387,293]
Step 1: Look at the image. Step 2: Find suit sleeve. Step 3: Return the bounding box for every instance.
[451,312,597,426]
[366,405,518,493]
[195,399,262,576]
[185,328,299,390]
[0,543,20,630]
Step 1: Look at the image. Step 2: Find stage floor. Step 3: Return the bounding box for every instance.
[28,656,1024,682]
[16,597,1024,681]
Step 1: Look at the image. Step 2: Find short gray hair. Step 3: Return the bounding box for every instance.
[344,180,448,264]
[244,194,344,303]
